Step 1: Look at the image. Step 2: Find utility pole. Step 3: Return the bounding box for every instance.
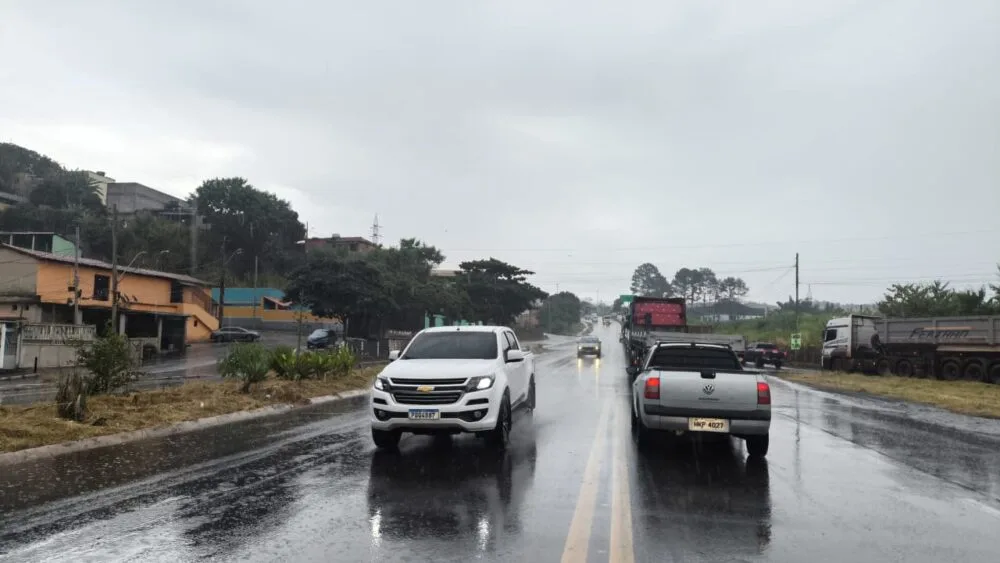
[190,195,198,274]
[110,206,120,334]
[794,252,800,330]
[218,237,227,324]
[251,255,259,321]
[296,223,309,356]
[72,224,81,325]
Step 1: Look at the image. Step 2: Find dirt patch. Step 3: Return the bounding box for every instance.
[0,366,381,454]
[781,372,1000,419]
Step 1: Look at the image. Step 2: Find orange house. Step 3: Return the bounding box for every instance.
[0,244,219,350]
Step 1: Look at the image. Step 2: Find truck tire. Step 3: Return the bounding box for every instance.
[485,393,512,450]
[746,435,769,458]
[755,359,764,369]
[875,358,891,376]
[939,360,961,381]
[989,363,1000,385]
[963,360,987,382]
[894,359,914,377]
[773,361,782,370]
[631,404,653,450]
[372,429,401,449]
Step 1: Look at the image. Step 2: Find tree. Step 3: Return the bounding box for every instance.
[718,277,749,301]
[694,267,717,303]
[671,268,701,302]
[455,258,548,325]
[193,177,306,281]
[28,171,103,211]
[285,251,393,322]
[540,291,582,334]
[877,281,999,317]
[630,263,671,297]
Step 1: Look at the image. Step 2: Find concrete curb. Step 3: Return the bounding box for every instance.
[0,388,373,468]
[0,373,40,383]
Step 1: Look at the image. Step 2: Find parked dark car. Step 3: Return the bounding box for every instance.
[577,335,602,358]
[210,327,261,343]
[743,342,785,369]
[306,328,336,349]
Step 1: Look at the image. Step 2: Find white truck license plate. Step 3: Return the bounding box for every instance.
[408,409,440,420]
[688,417,730,433]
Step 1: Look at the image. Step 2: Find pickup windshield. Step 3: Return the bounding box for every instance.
[755,343,778,349]
[401,332,498,360]
[647,347,741,371]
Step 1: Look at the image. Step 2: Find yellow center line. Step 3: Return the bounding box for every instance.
[561,401,611,563]
[609,407,635,563]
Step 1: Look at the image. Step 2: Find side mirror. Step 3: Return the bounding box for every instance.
[626,366,640,377]
[388,350,400,361]
[505,349,525,363]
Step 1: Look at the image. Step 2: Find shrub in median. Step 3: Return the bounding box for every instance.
[76,332,140,395]
[55,368,89,422]
[270,345,299,380]
[219,343,271,392]
[328,346,357,378]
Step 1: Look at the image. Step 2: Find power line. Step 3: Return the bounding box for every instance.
[443,228,1000,253]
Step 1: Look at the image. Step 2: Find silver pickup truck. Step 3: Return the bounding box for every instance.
[626,342,771,458]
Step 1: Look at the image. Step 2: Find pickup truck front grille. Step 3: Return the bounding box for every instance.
[392,390,464,405]
[389,377,468,386]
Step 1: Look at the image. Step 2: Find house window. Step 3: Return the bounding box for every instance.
[93,274,110,301]
[170,281,183,303]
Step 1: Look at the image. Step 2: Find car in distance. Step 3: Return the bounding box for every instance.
[628,342,771,458]
[743,342,785,369]
[306,328,336,349]
[210,326,262,343]
[577,335,602,358]
[370,326,536,450]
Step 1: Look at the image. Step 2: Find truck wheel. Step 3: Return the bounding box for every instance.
[485,393,512,449]
[631,399,653,450]
[894,359,914,377]
[939,360,961,381]
[963,360,986,382]
[372,429,401,449]
[746,435,769,458]
[773,361,782,371]
[755,359,764,369]
[875,358,891,376]
[989,363,1000,385]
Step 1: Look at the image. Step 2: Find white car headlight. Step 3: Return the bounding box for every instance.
[374,378,386,390]
[466,375,495,391]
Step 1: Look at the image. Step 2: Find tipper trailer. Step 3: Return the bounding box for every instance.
[821,314,1000,382]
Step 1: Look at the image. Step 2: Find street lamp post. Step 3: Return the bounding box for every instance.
[217,247,243,325]
[111,250,148,334]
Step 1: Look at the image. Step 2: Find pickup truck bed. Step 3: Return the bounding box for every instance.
[629,342,771,458]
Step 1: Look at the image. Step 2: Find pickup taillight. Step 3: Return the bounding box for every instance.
[757,381,771,405]
[644,376,660,400]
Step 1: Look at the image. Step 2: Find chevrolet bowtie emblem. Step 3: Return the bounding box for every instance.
[416,385,434,392]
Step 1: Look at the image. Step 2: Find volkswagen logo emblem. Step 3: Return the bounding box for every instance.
[702,384,715,395]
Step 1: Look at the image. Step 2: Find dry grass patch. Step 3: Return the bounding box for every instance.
[782,372,1000,419]
[0,366,381,454]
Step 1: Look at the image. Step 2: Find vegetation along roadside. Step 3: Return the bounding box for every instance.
[781,371,1000,419]
[0,339,381,454]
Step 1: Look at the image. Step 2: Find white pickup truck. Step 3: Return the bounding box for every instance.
[626,342,771,458]
[370,325,536,449]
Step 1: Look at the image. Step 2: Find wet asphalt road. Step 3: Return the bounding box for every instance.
[2,324,1000,562]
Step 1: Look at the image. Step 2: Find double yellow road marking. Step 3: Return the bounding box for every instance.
[560,404,634,563]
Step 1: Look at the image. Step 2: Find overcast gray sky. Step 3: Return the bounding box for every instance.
[2,0,998,305]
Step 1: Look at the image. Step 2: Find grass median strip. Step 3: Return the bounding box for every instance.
[0,366,381,454]
[782,372,1000,419]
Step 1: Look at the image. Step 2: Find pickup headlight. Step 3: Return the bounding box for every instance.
[466,375,495,392]
[374,378,389,391]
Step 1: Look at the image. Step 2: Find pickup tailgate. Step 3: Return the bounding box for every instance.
[652,369,760,413]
